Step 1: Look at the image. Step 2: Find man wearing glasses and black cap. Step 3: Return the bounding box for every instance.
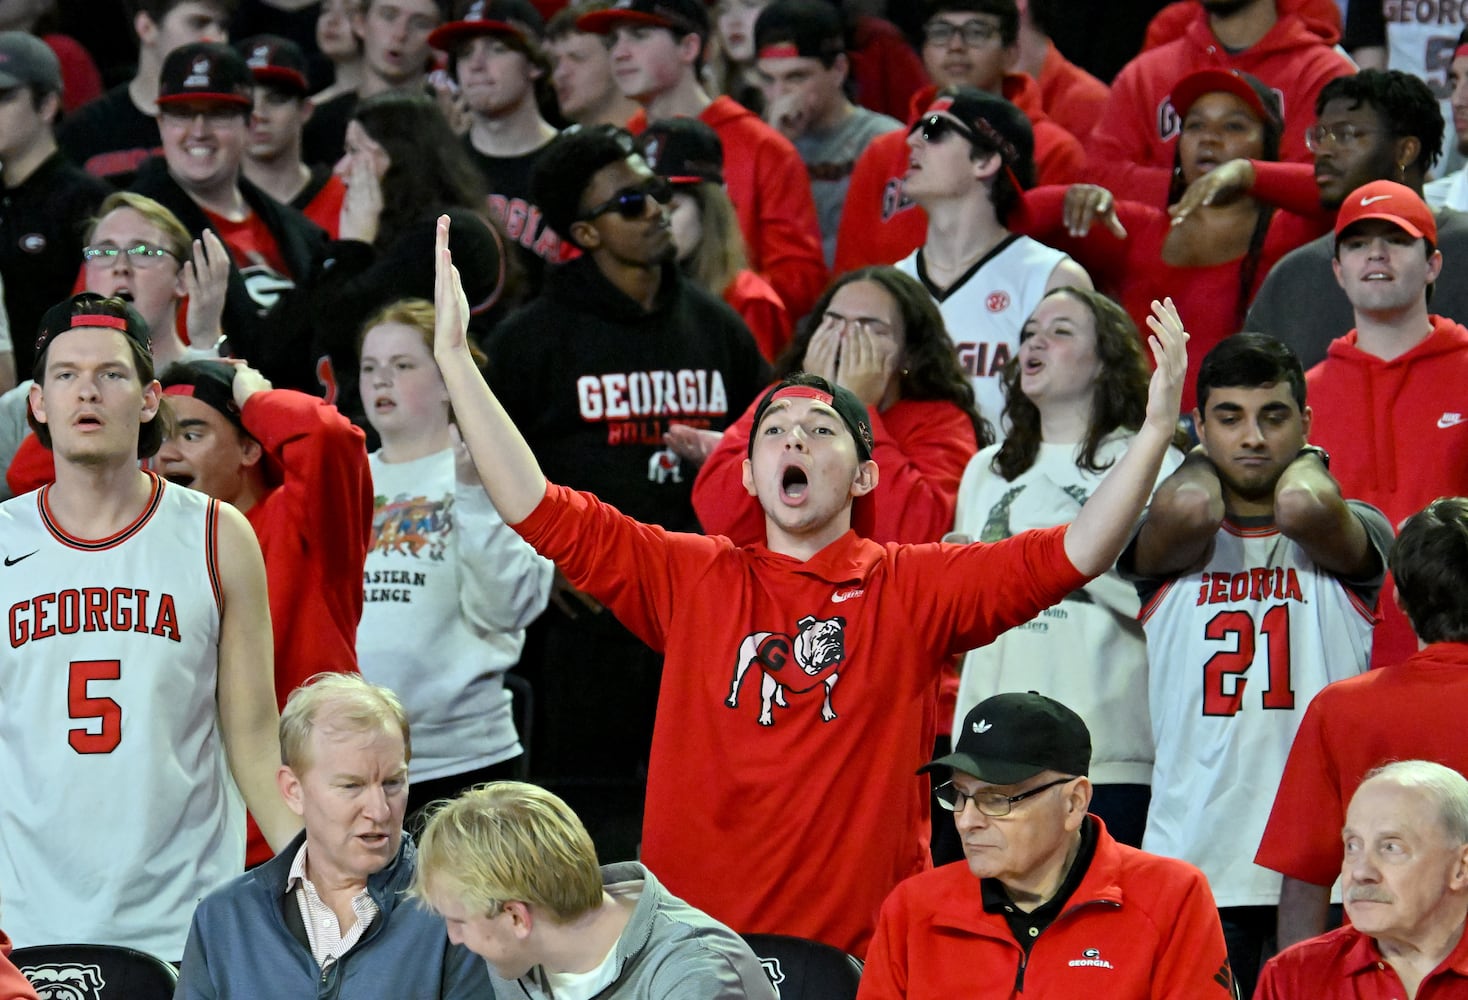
[479,123,767,861]
[859,692,1233,999]
[896,84,1090,437]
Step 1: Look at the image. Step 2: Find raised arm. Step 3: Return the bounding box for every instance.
[432,216,548,524]
[1062,298,1188,576]
[213,502,299,851]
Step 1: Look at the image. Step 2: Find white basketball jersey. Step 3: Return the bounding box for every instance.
[897,235,1069,439]
[1138,521,1374,907]
[0,475,242,960]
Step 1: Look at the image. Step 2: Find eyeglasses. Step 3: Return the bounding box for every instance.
[910,113,977,147]
[1304,122,1386,152]
[578,177,673,222]
[923,18,1001,47]
[934,776,1074,817]
[81,242,180,268]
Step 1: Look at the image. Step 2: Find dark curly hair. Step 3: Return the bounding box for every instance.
[992,287,1149,481]
[1315,69,1443,178]
[775,267,993,447]
[351,91,489,249]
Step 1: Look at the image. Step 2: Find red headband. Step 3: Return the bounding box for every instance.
[70,314,128,331]
[1456,44,1468,60]
[757,42,800,59]
[162,385,201,398]
[769,385,835,406]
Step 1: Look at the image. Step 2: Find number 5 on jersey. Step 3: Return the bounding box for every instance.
[68,659,121,753]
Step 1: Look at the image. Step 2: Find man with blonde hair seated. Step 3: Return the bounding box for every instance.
[414,782,777,999]
[174,673,490,999]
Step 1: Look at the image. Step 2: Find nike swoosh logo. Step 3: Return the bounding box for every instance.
[1439,414,1464,428]
[4,551,37,566]
[1360,194,1393,206]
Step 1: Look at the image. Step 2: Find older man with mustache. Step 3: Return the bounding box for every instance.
[1256,760,1468,1000]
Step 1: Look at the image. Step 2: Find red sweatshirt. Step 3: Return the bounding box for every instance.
[1257,923,1468,1000]
[694,395,978,545]
[239,389,372,863]
[723,268,792,363]
[1083,3,1354,206]
[833,77,1084,274]
[629,97,826,319]
[1305,317,1468,667]
[514,483,1086,958]
[0,932,37,1000]
[1036,39,1110,145]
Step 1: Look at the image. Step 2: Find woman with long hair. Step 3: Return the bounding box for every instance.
[637,118,791,361]
[355,298,551,824]
[310,90,507,419]
[1016,68,1332,413]
[688,265,991,545]
[949,286,1186,849]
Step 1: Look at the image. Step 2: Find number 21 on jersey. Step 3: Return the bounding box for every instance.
[1202,605,1295,716]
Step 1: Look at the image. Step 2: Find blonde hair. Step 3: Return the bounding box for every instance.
[89,191,193,261]
[412,782,603,922]
[279,672,412,771]
[356,298,487,428]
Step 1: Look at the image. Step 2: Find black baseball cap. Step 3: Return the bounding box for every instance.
[429,0,545,52]
[159,360,246,433]
[912,85,1035,190]
[35,293,151,359]
[754,0,844,63]
[237,34,310,96]
[638,117,723,185]
[158,42,254,111]
[0,30,62,93]
[748,375,873,463]
[921,692,1091,784]
[577,0,709,40]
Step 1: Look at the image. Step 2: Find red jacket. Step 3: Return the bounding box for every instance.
[1256,643,1468,886]
[857,820,1233,1000]
[1257,922,1468,999]
[1305,317,1468,667]
[514,483,1086,957]
[722,268,791,363]
[694,395,977,545]
[1036,39,1110,144]
[1143,0,1342,50]
[630,97,826,319]
[847,14,930,123]
[0,932,37,1000]
[1083,3,1354,206]
[240,389,372,864]
[833,78,1084,273]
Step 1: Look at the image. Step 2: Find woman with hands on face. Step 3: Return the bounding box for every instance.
[685,265,991,545]
[1013,69,1332,413]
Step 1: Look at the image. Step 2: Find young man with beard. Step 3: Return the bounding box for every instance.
[480,125,767,863]
[238,34,346,237]
[1118,332,1392,998]
[436,207,1191,957]
[0,292,295,959]
[430,0,569,294]
[544,1,639,128]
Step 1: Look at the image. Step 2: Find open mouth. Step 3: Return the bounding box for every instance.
[781,465,808,500]
[373,397,395,412]
[166,473,196,487]
[112,288,134,302]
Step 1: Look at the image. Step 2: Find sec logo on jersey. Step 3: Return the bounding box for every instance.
[986,291,1011,313]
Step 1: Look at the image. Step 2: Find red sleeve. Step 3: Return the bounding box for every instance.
[1253,955,1291,1000]
[1033,121,1086,186]
[833,129,926,273]
[1010,185,1162,290]
[724,271,792,362]
[5,434,55,497]
[854,887,909,1000]
[1253,695,1346,885]
[867,401,978,544]
[1153,867,1234,999]
[1250,160,1331,218]
[692,394,767,546]
[0,932,38,1000]
[240,388,371,567]
[1081,60,1175,207]
[746,140,828,318]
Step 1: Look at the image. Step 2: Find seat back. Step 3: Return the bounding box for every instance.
[740,933,862,1000]
[11,943,179,1000]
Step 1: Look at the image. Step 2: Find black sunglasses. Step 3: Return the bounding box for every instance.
[578,177,673,222]
[909,113,977,146]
